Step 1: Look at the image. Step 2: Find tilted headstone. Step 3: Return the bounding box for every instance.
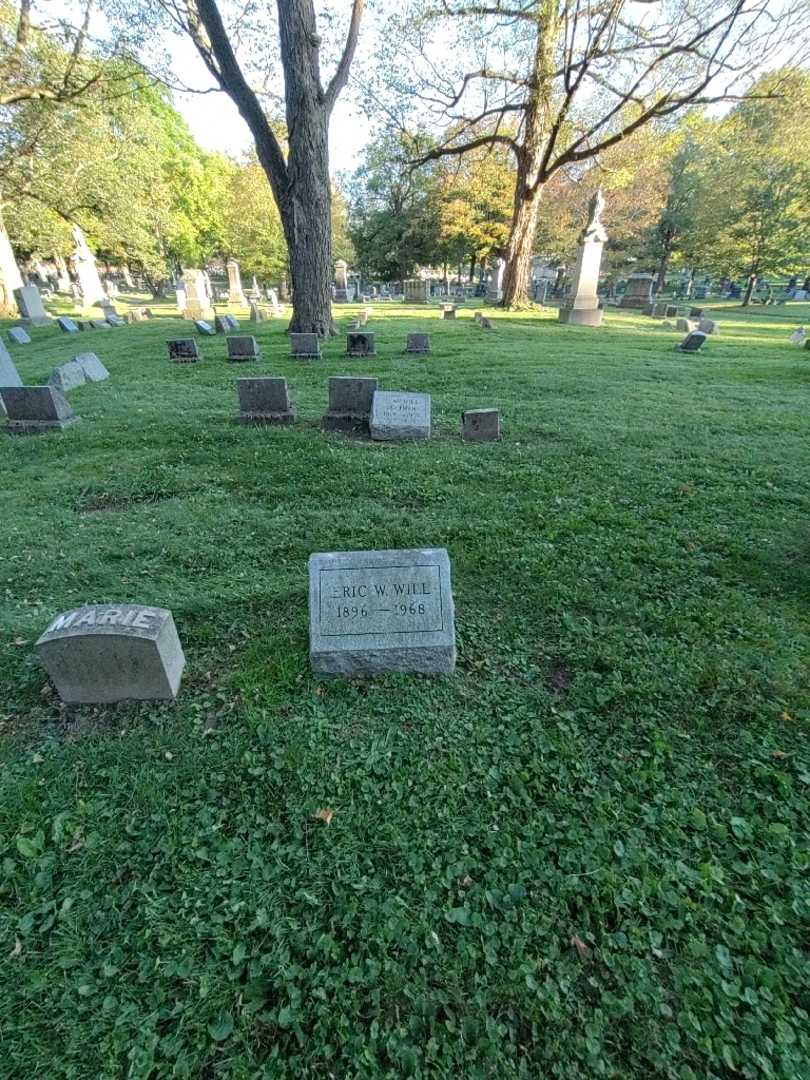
[322,376,378,434]
[290,333,320,358]
[235,377,295,425]
[697,318,718,335]
[347,332,375,357]
[406,333,431,354]
[1,385,79,433]
[13,285,50,325]
[75,352,109,382]
[462,409,500,442]
[195,320,215,336]
[215,314,239,333]
[106,314,125,327]
[678,330,707,353]
[35,604,185,704]
[370,390,431,441]
[226,335,259,361]
[308,548,456,676]
[57,316,80,334]
[8,327,31,344]
[167,339,201,363]
[48,360,87,393]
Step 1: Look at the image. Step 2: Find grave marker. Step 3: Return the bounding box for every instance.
[48,360,86,393]
[697,317,718,335]
[678,330,707,353]
[0,343,22,417]
[788,327,806,345]
[290,333,321,359]
[322,376,378,434]
[57,316,79,334]
[1,385,79,433]
[75,353,110,382]
[308,548,456,676]
[675,317,695,333]
[235,377,295,425]
[35,604,185,703]
[370,390,431,441]
[462,409,500,442]
[347,332,375,357]
[167,339,201,363]
[8,327,31,344]
[406,333,431,354]
[226,335,260,362]
[13,285,51,325]
[442,306,457,320]
[195,320,215,335]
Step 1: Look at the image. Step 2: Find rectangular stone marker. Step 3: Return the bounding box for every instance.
[236,377,295,425]
[195,320,215,335]
[249,302,268,322]
[48,360,86,393]
[75,352,110,382]
[675,317,695,333]
[689,307,704,318]
[370,390,431,441]
[347,332,375,357]
[308,548,456,676]
[35,604,185,704]
[406,333,431,354]
[322,376,378,433]
[106,315,125,327]
[8,327,31,344]
[290,333,321,358]
[442,307,457,320]
[168,339,201,363]
[678,330,707,353]
[58,316,79,334]
[227,335,259,361]
[665,305,678,318]
[88,320,110,330]
[0,344,23,417]
[462,408,500,442]
[1,385,79,433]
[13,285,51,325]
[214,314,232,333]
[697,317,718,335]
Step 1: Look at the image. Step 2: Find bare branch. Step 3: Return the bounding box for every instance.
[324,0,365,113]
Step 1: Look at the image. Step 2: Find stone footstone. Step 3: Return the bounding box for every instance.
[58,316,80,334]
[462,408,500,442]
[347,332,375,357]
[227,335,260,361]
[35,604,185,704]
[235,377,295,425]
[322,376,378,434]
[370,390,431,441]
[290,333,321,359]
[406,333,431,354]
[8,327,31,344]
[678,331,707,353]
[89,320,110,330]
[75,353,110,382]
[1,385,79,434]
[168,339,201,363]
[195,320,215,335]
[308,548,456,676]
[48,360,87,393]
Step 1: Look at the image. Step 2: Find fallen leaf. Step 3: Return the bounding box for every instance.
[31,753,44,765]
[313,808,333,825]
[570,934,590,959]
[772,750,787,759]
[459,874,473,888]
[781,711,793,722]
[10,937,22,958]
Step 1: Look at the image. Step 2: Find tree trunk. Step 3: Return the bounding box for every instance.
[741,272,757,307]
[501,178,543,307]
[654,251,670,294]
[469,253,476,282]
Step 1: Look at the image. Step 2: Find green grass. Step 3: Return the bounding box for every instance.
[1,297,809,1079]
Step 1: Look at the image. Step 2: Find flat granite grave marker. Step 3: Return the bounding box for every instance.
[195,320,215,335]
[347,332,375,357]
[308,547,456,676]
[227,335,260,361]
[58,316,80,334]
[8,327,31,344]
[168,339,201,363]
[678,330,707,353]
[406,333,431,354]
[462,408,500,442]
[1,385,79,433]
[322,376,378,433]
[48,360,86,393]
[290,333,321,359]
[370,390,431,441]
[75,352,110,382]
[35,603,185,703]
[236,377,295,424]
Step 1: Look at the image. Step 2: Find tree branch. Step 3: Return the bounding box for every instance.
[324,0,365,113]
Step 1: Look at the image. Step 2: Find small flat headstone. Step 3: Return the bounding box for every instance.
[406,333,431,354]
[75,353,110,382]
[195,320,215,336]
[57,316,80,334]
[1,385,79,434]
[290,333,321,358]
[308,547,456,676]
[370,390,431,441]
[347,332,375,357]
[35,604,185,704]
[678,330,707,353]
[168,339,201,363]
[697,318,718,335]
[480,317,494,330]
[226,335,259,361]
[8,327,31,345]
[462,408,500,442]
[322,376,378,434]
[89,320,110,330]
[235,377,295,425]
[48,360,87,393]
[106,315,125,327]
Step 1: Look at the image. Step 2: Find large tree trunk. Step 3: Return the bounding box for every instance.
[501,175,543,307]
[654,251,670,294]
[741,272,757,307]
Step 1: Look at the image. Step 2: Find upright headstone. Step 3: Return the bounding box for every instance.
[71,224,107,308]
[235,377,295,425]
[167,339,202,363]
[697,318,718,335]
[1,385,79,433]
[13,285,51,325]
[462,409,500,442]
[48,360,87,393]
[0,339,23,417]
[226,258,247,306]
[404,279,430,304]
[619,272,655,309]
[35,604,185,703]
[57,316,80,334]
[675,317,695,333]
[347,332,375,357]
[8,327,31,344]
[249,301,268,322]
[370,391,431,441]
[290,333,321,358]
[486,258,506,303]
[268,288,283,314]
[334,260,351,303]
[226,335,260,361]
[406,333,431,354]
[322,376,378,433]
[182,268,215,321]
[308,548,456,676]
[558,189,607,327]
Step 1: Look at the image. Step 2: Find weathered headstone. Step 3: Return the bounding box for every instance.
[406,333,431,354]
[675,317,695,333]
[71,225,107,307]
[249,301,268,322]
[347,332,375,357]
[474,311,483,324]
[215,314,240,333]
[290,332,321,359]
[88,320,110,330]
[167,339,201,363]
[195,320,215,335]
[487,258,506,303]
[48,360,87,393]
[697,318,718,335]
[106,314,125,327]
[308,547,456,676]
[689,306,704,318]
[480,317,494,330]
[226,335,259,361]
[442,305,457,320]
[370,390,431,441]
[182,268,215,321]
[75,353,110,382]
[558,189,607,326]
[8,327,31,344]
[0,342,22,417]
[404,279,430,304]
[619,272,654,309]
[1,385,79,433]
[322,376,378,434]
[678,330,707,353]
[35,604,185,703]
[235,377,295,425]
[57,316,80,334]
[13,285,51,325]
[226,258,247,306]
[665,305,678,318]
[788,327,806,345]
[462,409,500,442]
[334,260,351,303]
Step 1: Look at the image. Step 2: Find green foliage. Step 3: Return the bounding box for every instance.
[1,297,810,1076]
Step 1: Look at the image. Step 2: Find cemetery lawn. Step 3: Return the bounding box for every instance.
[2,300,810,1080]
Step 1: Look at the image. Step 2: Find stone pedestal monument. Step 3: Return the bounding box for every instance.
[404,278,430,303]
[334,260,350,303]
[182,268,215,320]
[227,259,247,306]
[71,225,106,308]
[620,271,655,309]
[558,189,608,327]
[487,258,506,302]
